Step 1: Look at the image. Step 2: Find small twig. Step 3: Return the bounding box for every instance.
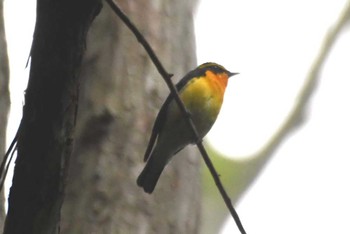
[105,0,246,233]
[0,131,19,192]
[0,144,17,191]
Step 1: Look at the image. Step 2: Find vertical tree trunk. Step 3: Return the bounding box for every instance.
[61,0,200,233]
[4,1,101,233]
[0,0,10,229]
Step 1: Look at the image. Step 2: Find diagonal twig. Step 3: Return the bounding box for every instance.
[0,129,19,192]
[105,0,246,233]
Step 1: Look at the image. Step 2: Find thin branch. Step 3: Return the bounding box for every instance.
[0,145,17,191]
[105,0,246,233]
[0,131,18,192]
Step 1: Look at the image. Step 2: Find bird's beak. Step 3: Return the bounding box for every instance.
[228,72,239,77]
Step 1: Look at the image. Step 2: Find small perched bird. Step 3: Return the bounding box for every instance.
[137,62,238,193]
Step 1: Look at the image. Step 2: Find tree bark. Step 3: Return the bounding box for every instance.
[61,0,200,233]
[4,1,101,233]
[0,0,10,229]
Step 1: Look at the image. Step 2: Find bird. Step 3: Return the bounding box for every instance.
[137,62,238,193]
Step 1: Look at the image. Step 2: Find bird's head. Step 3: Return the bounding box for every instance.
[198,62,238,78]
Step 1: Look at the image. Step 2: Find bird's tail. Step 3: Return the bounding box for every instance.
[137,152,167,193]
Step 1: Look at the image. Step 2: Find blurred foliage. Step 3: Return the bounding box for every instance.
[202,144,247,202]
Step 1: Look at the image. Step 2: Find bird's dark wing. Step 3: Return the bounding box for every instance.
[143,95,171,162]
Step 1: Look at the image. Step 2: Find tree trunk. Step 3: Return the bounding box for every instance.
[4,1,101,233]
[61,1,200,233]
[0,0,10,229]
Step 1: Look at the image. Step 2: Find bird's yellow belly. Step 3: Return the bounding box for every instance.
[178,76,225,137]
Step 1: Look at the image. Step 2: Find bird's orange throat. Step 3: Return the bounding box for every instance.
[204,70,229,96]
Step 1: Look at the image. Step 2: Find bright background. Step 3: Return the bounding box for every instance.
[4,0,350,233]
[195,0,350,233]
